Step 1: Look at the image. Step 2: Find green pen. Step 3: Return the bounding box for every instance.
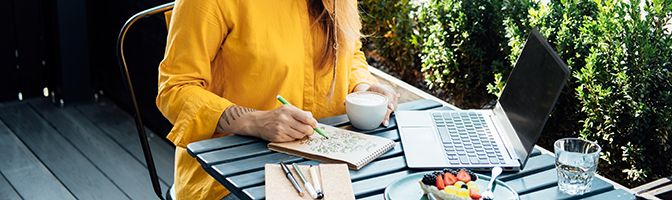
[276,95,329,139]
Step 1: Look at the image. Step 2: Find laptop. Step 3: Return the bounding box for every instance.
[397,29,569,171]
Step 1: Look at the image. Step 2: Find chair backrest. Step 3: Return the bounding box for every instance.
[116,2,175,200]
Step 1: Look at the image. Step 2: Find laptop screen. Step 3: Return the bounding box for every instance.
[498,30,569,157]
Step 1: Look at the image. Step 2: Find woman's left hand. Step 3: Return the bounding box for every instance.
[355,83,399,127]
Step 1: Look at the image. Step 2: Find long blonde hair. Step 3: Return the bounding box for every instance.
[308,0,363,95]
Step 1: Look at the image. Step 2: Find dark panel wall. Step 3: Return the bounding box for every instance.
[0,1,17,101]
[0,0,50,102]
[52,0,92,102]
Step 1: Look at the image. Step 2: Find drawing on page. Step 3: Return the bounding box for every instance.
[299,126,377,154]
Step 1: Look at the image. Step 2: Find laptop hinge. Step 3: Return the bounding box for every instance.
[491,102,528,163]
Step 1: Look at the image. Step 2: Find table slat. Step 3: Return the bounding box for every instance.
[241,186,265,200]
[369,129,400,141]
[518,177,614,200]
[582,189,635,200]
[352,170,412,198]
[505,168,558,195]
[499,154,555,181]
[197,142,270,166]
[187,135,258,157]
[359,193,384,200]
[350,156,407,181]
[212,153,302,177]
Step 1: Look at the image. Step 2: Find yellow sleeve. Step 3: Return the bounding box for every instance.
[156,0,231,147]
[349,40,379,92]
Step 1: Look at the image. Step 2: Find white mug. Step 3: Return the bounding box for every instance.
[345,91,389,130]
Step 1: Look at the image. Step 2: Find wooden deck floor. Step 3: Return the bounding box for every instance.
[0,97,174,200]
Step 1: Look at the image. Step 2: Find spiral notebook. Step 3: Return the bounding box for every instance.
[268,124,395,170]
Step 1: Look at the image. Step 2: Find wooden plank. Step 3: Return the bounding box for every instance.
[632,176,671,193]
[29,99,169,199]
[518,177,614,200]
[499,154,556,181]
[75,100,174,185]
[0,172,21,200]
[582,189,635,200]
[0,102,127,200]
[647,184,672,198]
[0,120,74,200]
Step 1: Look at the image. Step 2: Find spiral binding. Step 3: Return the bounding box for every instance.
[355,141,395,167]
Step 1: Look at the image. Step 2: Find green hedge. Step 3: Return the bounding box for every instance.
[359,0,423,84]
[360,0,672,187]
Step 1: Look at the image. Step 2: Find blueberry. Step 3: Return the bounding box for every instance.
[422,174,436,185]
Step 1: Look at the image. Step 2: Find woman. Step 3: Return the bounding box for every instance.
[157,0,398,199]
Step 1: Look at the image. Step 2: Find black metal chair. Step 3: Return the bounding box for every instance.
[117,2,175,200]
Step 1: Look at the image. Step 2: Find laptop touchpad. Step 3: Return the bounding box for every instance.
[397,111,434,127]
[401,127,448,167]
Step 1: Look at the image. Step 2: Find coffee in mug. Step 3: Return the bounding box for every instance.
[345,91,389,130]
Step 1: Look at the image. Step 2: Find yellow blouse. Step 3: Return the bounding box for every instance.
[156,0,377,199]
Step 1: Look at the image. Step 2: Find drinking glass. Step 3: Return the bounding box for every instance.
[554,138,601,195]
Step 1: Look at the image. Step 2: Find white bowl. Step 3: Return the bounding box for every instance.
[345,91,389,130]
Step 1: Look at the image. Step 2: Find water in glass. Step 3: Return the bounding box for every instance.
[554,138,601,195]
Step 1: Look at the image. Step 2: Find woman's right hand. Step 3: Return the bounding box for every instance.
[244,105,317,142]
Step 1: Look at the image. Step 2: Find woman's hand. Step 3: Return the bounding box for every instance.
[244,105,317,142]
[354,83,399,127]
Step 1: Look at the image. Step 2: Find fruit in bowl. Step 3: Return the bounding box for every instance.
[419,168,481,200]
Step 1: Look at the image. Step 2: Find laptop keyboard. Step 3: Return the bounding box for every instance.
[432,112,505,165]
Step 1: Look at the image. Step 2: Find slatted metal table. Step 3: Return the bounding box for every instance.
[187,99,635,200]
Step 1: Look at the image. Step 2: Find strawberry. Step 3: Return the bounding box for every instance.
[444,172,458,185]
[435,174,446,190]
[457,169,472,182]
[469,188,481,199]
